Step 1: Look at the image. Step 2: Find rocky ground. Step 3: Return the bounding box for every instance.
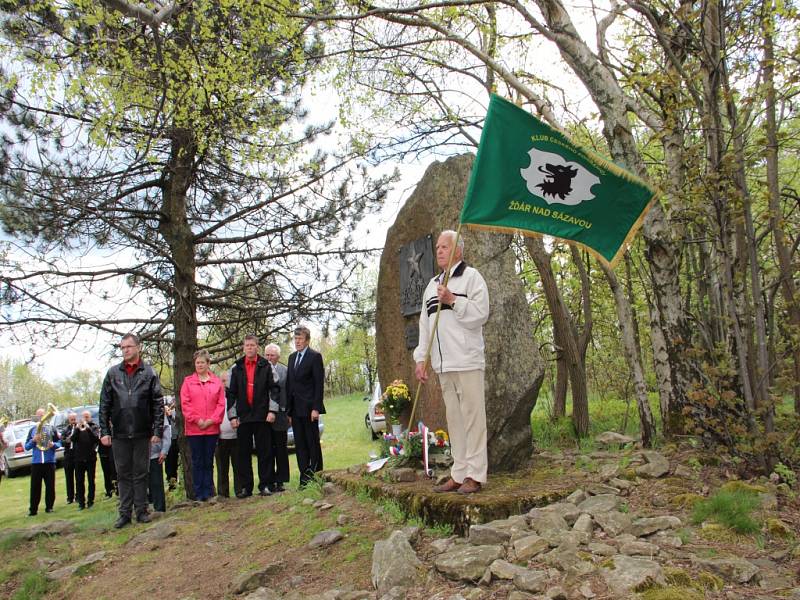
[1,439,798,600]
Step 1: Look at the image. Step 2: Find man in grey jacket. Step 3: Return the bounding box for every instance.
[414,230,490,495]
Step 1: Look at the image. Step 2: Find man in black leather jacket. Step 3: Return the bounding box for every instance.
[99,333,164,528]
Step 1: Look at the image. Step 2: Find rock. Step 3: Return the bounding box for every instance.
[308,530,343,549]
[595,432,635,446]
[513,534,550,561]
[577,582,596,598]
[586,542,616,556]
[600,555,665,595]
[546,586,568,600]
[598,464,620,480]
[434,544,504,581]
[543,548,594,577]
[376,153,545,471]
[527,510,569,534]
[232,563,284,594]
[378,586,408,600]
[585,483,620,496]
[766,518,793,538]
[635,451,670,478]
[312,500,334,510]
[760,492,779,511]
[322,482,338,495]
[648,531,683,548]
[390,468,417,482]
[628,516,682,537]
[490,559,528,580]
[566,489,587,505]
[542,530,588,549]
[19,520,76,541]
[592,511,631,537]
[540,502,581,525]
[336,514,350,526]
[340,593,373,600]
[302,498,315,505]
[619,540,659,556]
[401,525,422,545]
[572,514,593,537]
[576,494,620,515]
[692,556,760,584]
[468,524,512,546]
[484,515,529,531]
[243,588,282,600]
[372,530,422,595]
[508,593,538,600]
[513,569,549,593]
[137,520,179,543]
[46,551,105,581]
[608,477,633,491]
[673,464,694,479]
[430,537,457,554]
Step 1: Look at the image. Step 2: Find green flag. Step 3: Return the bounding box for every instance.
[460,94,657,267]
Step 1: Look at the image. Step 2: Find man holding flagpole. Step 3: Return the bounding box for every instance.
[414,230,490,494]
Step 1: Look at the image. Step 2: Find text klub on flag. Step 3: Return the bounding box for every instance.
[460,94,657,268]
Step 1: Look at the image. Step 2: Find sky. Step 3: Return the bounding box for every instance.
[0,1,607,381]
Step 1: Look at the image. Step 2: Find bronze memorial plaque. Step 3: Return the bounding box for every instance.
[399,234,435,317]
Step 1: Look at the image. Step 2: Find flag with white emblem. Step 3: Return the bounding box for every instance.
[460,95,657,267]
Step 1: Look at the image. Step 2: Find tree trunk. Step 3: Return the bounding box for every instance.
[601,258,656,447]
[553,352,568,419]
[525,237,589,436]
[158,128,200,500]
[762,0,800,414]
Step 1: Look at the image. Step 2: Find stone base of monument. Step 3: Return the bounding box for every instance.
[326,456,589,535]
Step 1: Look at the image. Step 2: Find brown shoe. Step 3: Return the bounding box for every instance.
[433,478,462,493]
[457,478,482,494]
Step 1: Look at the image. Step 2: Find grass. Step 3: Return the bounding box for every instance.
[691,487,762,534]
[0,392,379,598]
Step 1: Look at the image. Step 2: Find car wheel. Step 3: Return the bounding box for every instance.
[365,413,371,429]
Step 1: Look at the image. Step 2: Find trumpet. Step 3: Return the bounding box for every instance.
[35,403,58,451]
[77,420,88,431]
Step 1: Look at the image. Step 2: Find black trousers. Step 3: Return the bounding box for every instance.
[236,421,271,494]
[75,458,96,507]
[293,417,323,486]
[29,462,56,514]
[98,449,117,496]
[63,451,76,502]
[268,429,290,488]
[215,437,239,497]
[164,440,179,481]
[112,437,150,519]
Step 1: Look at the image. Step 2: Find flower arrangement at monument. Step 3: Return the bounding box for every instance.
[380,430,424,467]
[432,429,449,450]
[381,379,411,425]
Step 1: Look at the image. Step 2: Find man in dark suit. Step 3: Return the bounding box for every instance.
[286,326,325,488]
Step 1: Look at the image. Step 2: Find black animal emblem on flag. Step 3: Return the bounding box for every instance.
[536,163,578,201]
[520,148,601,206]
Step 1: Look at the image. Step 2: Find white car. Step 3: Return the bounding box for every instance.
[364,384,386,440]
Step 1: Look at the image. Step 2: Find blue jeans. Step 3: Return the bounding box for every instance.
[188,435,218,500]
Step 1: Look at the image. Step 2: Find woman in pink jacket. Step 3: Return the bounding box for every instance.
[180,349,226,501]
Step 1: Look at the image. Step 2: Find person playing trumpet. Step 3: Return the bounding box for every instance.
[72,410,100,510]
[24,407,62,516]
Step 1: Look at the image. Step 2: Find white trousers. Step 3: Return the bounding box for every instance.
[438,369,488,484]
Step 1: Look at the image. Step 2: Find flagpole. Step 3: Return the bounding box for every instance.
[407,223,463,431]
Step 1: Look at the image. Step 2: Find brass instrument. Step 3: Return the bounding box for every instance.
[0,415,8,428]
[77,420,88,431]
[35,403,58,451]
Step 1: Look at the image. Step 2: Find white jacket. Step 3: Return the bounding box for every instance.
[413,261,490,372]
